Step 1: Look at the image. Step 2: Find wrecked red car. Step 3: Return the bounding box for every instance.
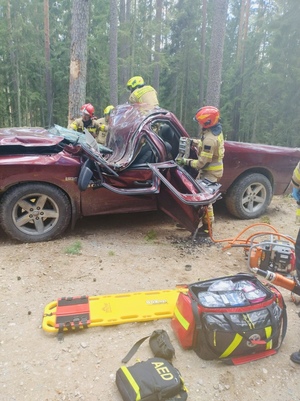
[0,104,220,242]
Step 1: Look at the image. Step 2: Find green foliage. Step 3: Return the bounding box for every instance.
[145,229,157,241]
[260,215,270,224]
[0,0,299,151]
[65,241,82,255]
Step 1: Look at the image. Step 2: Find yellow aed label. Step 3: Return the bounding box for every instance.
[151,361,174,380]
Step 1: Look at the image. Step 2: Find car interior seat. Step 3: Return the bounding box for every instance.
[159,124,178,159]
[132,140,156,165]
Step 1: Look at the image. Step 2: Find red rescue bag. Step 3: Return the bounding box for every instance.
[171,273,287,364]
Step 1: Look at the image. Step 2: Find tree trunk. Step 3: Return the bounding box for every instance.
[131,0,137,77]
[68,0,90,124]
[199,0,207,107]
[232,0,251,141]
[109,0,118,106]
[206,0,229,107]
[44,0,53,127]
[7,0,21,126]
[153,0,162,92]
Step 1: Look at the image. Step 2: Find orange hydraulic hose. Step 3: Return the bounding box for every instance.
[200,211,299,294]
[205,219,295,250]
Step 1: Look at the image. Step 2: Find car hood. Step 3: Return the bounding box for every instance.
[0,127,64,146]
[0,125,112,157]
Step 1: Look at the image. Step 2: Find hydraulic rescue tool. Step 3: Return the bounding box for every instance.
[253,268,300,296]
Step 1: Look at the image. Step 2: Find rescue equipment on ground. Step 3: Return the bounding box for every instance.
[42,288,186,334]
[203,222,294,250]
[209,222,296,276]
[122,329,175,364]
[171,273,287,365]
[116,358,188,401]
[253,268,300,295]
[247,234,295,275]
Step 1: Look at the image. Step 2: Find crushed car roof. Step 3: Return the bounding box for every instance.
[107,104,168,163]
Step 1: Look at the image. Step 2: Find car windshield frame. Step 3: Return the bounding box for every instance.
[49,125,91,146]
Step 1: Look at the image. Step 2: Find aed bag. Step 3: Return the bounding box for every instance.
[116,357,188,401]
[171,273,287,364]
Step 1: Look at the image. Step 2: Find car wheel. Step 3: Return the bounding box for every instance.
[224,173,272,219]
[0,183,71,242]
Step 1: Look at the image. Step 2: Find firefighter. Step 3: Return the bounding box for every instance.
[95,105,114,145]
[127,76,159,108]
[177,106,225,236]
[290,161,300,364]
[68,103,100,138]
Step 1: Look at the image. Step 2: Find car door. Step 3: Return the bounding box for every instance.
[148,162,221,232]
[78,131,221,232]
[78,129,162,216]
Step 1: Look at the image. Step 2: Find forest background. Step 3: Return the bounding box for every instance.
[1,0,299,145]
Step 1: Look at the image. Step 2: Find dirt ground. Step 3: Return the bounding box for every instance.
[1,195,300,401]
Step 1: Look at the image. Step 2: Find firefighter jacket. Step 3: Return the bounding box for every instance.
[190,123,225,182]
[129,85,159,108]
[292,161,300,188]
[68,118,100,138]
[95,117,108,145]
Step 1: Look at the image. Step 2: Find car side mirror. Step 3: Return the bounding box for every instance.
[78,159,94,191]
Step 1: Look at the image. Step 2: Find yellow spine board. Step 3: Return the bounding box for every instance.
[42,288,186,333]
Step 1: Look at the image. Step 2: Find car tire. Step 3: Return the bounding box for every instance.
[0,183,71,242]
[224,173,272,219]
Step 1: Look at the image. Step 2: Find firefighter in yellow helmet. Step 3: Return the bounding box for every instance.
[127,76,159,108]
[95,105,114,145]
[290,161,300,363]
[177,106,225,236]
[68,103,100,138]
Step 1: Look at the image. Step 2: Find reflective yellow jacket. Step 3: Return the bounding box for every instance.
[190,128,225,181]
[95,117,108,145]
[129,85,159,108]
[292,161,300,188]
[68,118,100,138]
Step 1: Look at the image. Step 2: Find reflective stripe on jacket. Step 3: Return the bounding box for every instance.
[129,85,159,107]
[190,129,225,180]
[68,118,100,138]
[292,161,300,188]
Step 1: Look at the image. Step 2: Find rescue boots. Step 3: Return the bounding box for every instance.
[290,350,300,364]
[196,224,210,237]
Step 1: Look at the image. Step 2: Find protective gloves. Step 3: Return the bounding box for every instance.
[292,187,300,202]
[176,158,185,166]
[176,158,190,166]
[100,124,106,132]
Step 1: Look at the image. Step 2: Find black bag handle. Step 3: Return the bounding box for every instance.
[122,335,150,363]
[191,298,202,348]
[122,330,175,364]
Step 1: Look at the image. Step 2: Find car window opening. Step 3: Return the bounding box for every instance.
[132,136,158,166]
[157,123,180,160]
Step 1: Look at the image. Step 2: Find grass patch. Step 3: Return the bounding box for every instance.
[260,215,270,224]
[145,229,157,241]
[65,240,82,255]
[108,250,115,256]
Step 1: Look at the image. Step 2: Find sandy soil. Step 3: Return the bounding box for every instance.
[1,195,300,401]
